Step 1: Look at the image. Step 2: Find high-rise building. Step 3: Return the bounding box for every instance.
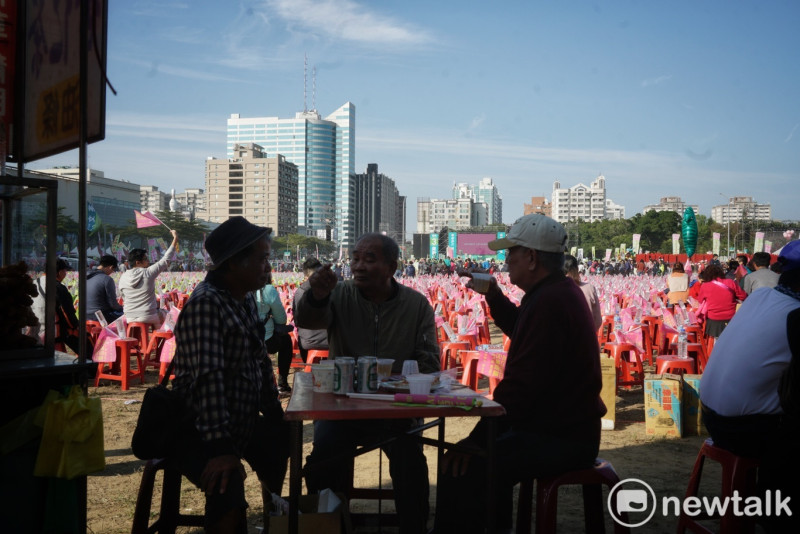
[452,177,503,224]
[205,144,298,237]
[226,103,355,247]
[642,197,698,217]
[551,175,625,222]
[523,196,552,217]
[353,164,405,244]
[711,196,772,224]
[140,185,169,213]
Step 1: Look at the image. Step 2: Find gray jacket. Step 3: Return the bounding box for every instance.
[294,279,440,374]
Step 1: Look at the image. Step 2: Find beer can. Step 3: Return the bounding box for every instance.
[333,357,355,395]
[356,356,378,393]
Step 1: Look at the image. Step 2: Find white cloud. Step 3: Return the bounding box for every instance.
[266,0,435,47]
[641,75,672,88]
[468,114,486,132]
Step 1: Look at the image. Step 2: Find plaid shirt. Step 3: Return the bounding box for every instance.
[173,276,280,457]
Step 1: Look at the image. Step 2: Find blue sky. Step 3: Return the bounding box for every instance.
[36,0,800,231]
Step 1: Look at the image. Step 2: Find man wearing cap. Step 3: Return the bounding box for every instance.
[86,255,124,322]
[700,240,800,532]
[295,232,440,534]
[119,230,178,327]
[170,217,289,532]
[434,214,605,533]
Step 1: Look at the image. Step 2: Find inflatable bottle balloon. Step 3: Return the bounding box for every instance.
[682,207,698,259]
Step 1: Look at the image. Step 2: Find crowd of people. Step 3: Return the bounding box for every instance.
[24,213,799,533]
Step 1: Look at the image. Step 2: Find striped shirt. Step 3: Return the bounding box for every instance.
[173,276,280,457]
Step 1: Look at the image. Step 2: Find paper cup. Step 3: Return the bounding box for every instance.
[311,363,335,393]
[471,273,493,294]
[377,358,395,381]
[406,374,435,395]
[401,360,419,377]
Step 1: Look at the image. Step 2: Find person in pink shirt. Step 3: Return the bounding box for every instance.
[698,263,747,338]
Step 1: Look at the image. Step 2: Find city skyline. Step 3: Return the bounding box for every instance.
[32,1,799,233]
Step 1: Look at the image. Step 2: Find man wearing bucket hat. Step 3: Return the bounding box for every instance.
[171,217,289,532]
[434,214,606,533]
[700,240,800,532]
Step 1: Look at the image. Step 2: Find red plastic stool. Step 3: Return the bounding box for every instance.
[131,458,204,533]
[126,321,152,359]
[656,355,696,375]
[94,337,144,391]
[603,342,644,391]
[677,439,760,534]
[145,330,173,373]
[516,459,630,534]
[303,349,330,372]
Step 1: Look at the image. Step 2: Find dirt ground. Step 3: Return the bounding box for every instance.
[87,336,740,534]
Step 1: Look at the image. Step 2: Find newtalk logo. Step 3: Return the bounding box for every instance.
[607,478,792,528]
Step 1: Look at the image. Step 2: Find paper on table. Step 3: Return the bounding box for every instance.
[346,393,396,401]
[393,393,483,408]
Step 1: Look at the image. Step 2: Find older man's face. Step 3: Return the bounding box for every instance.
[240,236,272,291]
[351,237,395,293]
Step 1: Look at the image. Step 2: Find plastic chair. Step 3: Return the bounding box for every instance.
[676,439,760,534]
[131,458,204,533]
[440,341,470,372]
[516,458,630,534]
[656,355,696,375]
[126,321,152,359]
[459,350,500,397]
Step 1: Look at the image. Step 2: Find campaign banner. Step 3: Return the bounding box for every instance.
[764,240,772,253]
[429,233,438,259]
[712,232,720,256]
[632,234,641,254]
[754,232,765,253]
[672,234,680,255]
[495,232,507,261]
[604,249,612,261]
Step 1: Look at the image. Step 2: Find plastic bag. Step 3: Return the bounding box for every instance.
[34,386,105,479]
[92,327,120,362]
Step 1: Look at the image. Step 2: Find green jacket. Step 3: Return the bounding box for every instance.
[294,279,440,374]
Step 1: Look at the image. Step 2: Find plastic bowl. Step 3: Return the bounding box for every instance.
[405,374,435,395]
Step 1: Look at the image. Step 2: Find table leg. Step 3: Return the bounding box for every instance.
[486,417,497,533]
[288,420,302,534]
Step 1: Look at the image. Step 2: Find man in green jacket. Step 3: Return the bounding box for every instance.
[294,232,439,534]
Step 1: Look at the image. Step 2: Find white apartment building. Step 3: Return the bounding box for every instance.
[205,144,298,237]
[642,196,698,217]
[711,196,772,224]
[551,175,625,222]
[416,197,479,234]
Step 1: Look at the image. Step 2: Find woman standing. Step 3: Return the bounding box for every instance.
[697,264,747,338]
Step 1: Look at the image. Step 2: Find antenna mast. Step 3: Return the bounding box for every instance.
[303,53,308,113]
[312,65,317,112]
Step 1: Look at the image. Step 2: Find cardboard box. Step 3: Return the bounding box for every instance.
[681,374,707,437]
[599,355,617,430]
[268,494,353,534]
[644,373,683,438]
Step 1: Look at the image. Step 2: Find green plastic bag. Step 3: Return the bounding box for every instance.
[34,386,105,479]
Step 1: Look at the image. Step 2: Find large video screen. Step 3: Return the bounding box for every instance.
[457,233,496,256]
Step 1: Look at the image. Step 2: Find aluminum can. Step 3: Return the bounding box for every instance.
[356,356,378,393]
[333,357,355,395]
